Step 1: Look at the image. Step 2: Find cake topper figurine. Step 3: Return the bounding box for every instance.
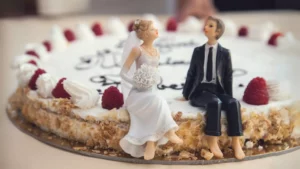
[180,16,245,159]
[119,19,183,160]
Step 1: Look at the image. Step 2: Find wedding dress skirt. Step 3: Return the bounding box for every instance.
[119,86,179,158]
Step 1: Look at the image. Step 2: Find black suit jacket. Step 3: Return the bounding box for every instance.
[183,44,233,100]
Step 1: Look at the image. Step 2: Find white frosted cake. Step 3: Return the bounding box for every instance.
[7,16,300,161]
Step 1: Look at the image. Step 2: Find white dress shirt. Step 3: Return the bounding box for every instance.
[201,43,218,84]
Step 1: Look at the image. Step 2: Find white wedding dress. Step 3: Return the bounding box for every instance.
[119,47,179,158]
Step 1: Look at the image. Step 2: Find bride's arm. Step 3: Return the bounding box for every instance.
[120,47,141,84]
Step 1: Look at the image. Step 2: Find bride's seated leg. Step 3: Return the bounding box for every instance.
[165,129,183,144]
[144,141,156,160]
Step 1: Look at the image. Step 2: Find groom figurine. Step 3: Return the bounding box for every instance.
[180,16,245,159]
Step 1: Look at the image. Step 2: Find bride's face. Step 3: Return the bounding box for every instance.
[146,23,159,40]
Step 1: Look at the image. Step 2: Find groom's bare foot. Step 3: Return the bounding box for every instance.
[165,130,183,144]
[232,137,245,160]
[144,141,156,160]
[206,136,223,158]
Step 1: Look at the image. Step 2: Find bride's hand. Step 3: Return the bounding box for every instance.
[176,96,187,101]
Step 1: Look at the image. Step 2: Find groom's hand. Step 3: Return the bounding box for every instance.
[176,96,187,101]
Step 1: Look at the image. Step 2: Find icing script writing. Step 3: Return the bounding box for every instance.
[74,39,248,94]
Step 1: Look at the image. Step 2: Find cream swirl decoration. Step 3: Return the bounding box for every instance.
[63,79,100,109]
[133,64,159,90]
[36,73,58,98]
[12,54,39,69]
[76,24,95,40]
[17,63,37,87]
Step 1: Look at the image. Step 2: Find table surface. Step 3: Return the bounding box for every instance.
[1,11,300,169]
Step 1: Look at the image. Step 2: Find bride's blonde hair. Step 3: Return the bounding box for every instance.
[133,19,152,40]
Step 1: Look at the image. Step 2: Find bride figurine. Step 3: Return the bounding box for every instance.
[119,19,183,160]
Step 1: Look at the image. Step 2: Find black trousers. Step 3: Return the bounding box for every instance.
[190,83,243,136]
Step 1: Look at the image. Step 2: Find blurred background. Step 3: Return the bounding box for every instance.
[0,0,299,17]
[1,1,300,169]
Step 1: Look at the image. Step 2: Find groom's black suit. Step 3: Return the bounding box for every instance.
[183,44,243,136]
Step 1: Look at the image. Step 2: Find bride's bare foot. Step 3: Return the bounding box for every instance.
[232,137,245,160]
[165,130,183,144]
[144,141,156,160]
[206,136,223,158]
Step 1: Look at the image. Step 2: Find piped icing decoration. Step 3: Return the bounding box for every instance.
[12,54,39,69]
[63,79,100,109]
[128,20,135,32]
[106,17,127,36]
[76,24,95,40]
[52,78,71,99]
[248,22,277,41]
[64,29,76,42]
[238,26,248,37]
[142,13,163,31]
[91,22,103,36]
[267,80,291,101]
[166,17,178,32]
[277,32,296,46]
[101,86,124,110]
[222,19,237,36]
[268,32,284,46]
[36,73,58,98]
[243,77,269,105]
[50,25,68,51]
[43,40,52,52]
[178,16,202,33]
[28,68,46,90]
[17,63,38,87]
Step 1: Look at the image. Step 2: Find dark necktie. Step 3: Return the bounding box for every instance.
[206,47,213,82]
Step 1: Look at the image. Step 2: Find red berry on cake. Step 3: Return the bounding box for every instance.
[243,77,269,105]
[52,78,71,99]
[166,17,178,32]
[268,32,284,46]
[238,26,248,37]
[28,60,37,66]
[92,22,103,36]
[128,20,135,32]
[64,29,76,42]
[28,68,46,90]
[101,86,124,110]
[43,40,52,52]
[26,50,40,58]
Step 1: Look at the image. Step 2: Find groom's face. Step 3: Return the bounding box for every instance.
[204,20,218,40]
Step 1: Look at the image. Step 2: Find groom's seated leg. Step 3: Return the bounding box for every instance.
[190,91,223,136]
[218,95,243,136]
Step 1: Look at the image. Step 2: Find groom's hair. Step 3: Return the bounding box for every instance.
[207,16,225,40]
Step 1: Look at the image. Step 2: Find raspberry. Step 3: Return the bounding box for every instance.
[166,17,177,32]
[91,22,103,36]
[238,26,248,37]
[243,77,269,105]
[28,68,46,90]
[101,86,124,110]
[43,40,52,52]
[28,60,37,66]
[128,20,134,32]
[64,29,76,42]
[26,50,39,58]
[52,78,71,99]
[268,32,283,46]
